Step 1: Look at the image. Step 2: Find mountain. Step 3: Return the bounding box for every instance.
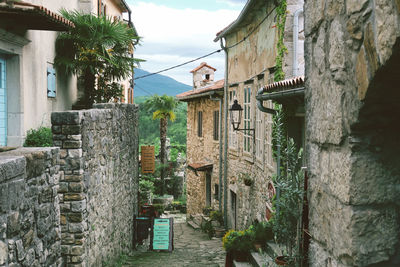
[134,69,192,97]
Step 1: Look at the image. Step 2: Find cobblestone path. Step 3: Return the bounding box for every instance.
[121,221,226,267]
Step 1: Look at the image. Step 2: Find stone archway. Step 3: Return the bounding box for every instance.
[305,1,400,266]
[348,38,400,266]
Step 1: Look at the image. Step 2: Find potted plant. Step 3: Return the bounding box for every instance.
[223,230,253,262]
[252,221,274,251]
[239,172,253,186]
[271,138,305,266]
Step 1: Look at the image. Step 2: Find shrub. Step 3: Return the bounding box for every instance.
[24,127,53,147]
[222,230,253,253]
[210,210,224,225]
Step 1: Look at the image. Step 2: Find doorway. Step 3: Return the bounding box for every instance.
[205,172,211,207]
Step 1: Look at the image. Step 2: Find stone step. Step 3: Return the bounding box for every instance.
[233,260,253,267]
[187,220,201,230]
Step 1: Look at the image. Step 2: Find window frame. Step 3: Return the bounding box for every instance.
[197,110,203,137]
[243,86,252,154]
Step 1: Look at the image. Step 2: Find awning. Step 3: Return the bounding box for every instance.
[0,2,74,31]
[187,162,213,176]
[256,76,305,106]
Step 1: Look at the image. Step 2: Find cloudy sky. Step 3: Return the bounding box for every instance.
[126,0,247,88]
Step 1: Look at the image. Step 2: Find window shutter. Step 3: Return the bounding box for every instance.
[198,111,203,137]
[47,66,56,98]
[213,110,219,141]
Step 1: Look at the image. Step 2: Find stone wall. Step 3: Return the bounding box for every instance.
[0,147,62,266]
[305,0,400,266]
[51,103,139,266]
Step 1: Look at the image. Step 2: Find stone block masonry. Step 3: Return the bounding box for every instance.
[0,147,63,267]
[51,103,139,267]
[305,0,400,266]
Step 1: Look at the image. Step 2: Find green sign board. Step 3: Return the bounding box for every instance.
[151,218,173,251]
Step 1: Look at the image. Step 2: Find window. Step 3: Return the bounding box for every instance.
[255,106,264,161]
[98,0,106,16]
[214,184,219,200]
[47,64,56,98]
[266,100,274,167]
[197,111,203,137]
[205,74,210,80]
[229,90,238,148]
[243,86,252,153]
[213,110,219,141]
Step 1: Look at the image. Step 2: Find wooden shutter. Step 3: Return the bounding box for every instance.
[47,66,56,98]
[197,111,203,137]
[213,110,219,141]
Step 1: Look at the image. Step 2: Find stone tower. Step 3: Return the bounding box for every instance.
[190,62,216,89]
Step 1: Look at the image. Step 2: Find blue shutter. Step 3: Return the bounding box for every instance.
[47,66,56,98]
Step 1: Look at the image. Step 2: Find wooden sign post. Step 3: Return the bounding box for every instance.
[141,145,155,174]
[150,218,174,252]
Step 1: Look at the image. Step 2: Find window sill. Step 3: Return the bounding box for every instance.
[243,152,254,164]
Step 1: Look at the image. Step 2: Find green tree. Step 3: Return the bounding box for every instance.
[144,94,178,195]
[54,10,142,108]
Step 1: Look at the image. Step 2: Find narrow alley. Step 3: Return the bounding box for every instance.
[120,214,226,267]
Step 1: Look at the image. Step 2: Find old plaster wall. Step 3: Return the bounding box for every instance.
[305,0,400,266]
[0,147,62,266]
[186,99,222,216]
[51,103,139,266]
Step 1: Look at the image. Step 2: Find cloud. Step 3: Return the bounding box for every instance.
[130,2,240,85]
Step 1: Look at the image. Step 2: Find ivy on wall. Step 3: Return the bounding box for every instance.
[274,0,288,82]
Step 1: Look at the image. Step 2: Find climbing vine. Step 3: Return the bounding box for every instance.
[274,0,288,82]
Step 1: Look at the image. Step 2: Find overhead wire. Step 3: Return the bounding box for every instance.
[134,6,277,81]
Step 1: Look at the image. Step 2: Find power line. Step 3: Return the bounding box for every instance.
[135,49,222,80]
[134,83,155,96]
[134,6,277,80]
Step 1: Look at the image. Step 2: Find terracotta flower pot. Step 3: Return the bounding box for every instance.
[253,242,262,251]
[234,251,249,262]
[275,256,288,266]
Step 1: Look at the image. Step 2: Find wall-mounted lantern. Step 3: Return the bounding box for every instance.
[229,99,255,137]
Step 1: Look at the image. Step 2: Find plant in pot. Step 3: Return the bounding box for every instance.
[272,138,305,266]
[223,230,253,262]
[252,221,274,251]
[239,172,253,186]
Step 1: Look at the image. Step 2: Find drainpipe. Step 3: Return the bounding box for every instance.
[210,96,224,212]
[292,9,303,77]
[220,38,229,229]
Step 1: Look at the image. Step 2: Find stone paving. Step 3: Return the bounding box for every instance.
[120,213,226,267]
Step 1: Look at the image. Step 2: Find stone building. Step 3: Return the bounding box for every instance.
[177,63,224,217]
[0,0,137,147]
[214,0,304,230]
[304,0,400,266]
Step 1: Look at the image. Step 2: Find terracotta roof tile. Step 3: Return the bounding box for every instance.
[0,1,74,30]
[261,76,305,93]
[176,79,224,100]
[188,162,213,171]
[190,62,217,73]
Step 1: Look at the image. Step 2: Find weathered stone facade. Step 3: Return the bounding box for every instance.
[305,0,400,265]
[214,0,304,230]
[51,103,139,266]
[185,98,222,215]
[0,147,62,266]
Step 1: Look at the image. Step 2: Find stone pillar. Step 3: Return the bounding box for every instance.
[52,111,86,267]
[305,0,400,266]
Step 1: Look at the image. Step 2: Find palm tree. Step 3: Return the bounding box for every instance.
[144,95,178,195]
[54,10,142,108]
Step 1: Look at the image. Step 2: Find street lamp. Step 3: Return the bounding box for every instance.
[229,99,255,136]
